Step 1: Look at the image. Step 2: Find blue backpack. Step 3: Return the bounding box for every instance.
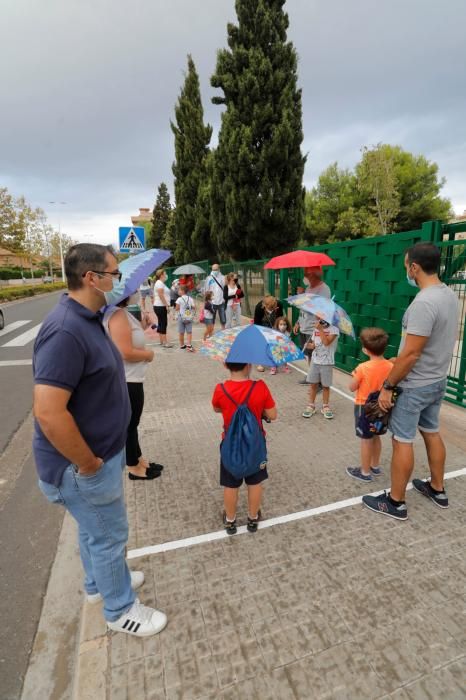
[220,381,268,479]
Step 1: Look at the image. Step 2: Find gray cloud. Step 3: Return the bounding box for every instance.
[1,0,465,244]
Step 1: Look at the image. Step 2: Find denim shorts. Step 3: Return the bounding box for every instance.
[389,379,447,443]
[203,317,214,325]
[177,319,193,334]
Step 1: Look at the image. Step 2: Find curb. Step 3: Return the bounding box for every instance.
[72,601,108,700]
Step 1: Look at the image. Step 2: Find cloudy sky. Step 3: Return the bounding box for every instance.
[2,0,465,246]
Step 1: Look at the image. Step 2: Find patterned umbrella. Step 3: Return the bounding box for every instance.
[287,292,356,338]
[200,324,304,367]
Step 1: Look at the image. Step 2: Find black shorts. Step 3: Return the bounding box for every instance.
[220,460,268,488]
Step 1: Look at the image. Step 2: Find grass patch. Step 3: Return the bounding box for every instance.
[0,283,66,302]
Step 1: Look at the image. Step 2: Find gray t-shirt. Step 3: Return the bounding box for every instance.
[399,283,458,388]
[299,281,332,334]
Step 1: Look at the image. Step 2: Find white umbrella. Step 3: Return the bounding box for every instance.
[173,264,206,275]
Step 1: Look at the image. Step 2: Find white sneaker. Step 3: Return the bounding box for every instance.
[86,570,145,604]
[107,599,168,637]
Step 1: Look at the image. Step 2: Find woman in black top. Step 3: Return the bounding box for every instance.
[253,295,284,371]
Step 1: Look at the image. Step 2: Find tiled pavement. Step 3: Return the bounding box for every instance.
[74,320,466,699]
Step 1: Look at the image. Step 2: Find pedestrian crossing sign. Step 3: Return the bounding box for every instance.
[119,226,145,252]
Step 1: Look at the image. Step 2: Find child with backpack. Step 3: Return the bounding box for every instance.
[346,327,394,482]
[176,284,195,351]
[212,362,277,535]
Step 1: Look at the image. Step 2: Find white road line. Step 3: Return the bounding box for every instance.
[288,362,355,402]
[127,468,466,559]
[0,360,33,367]
[1,323,41,347]
[0,320,31,338]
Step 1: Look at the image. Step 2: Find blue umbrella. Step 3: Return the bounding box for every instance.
[110,249,172,305]
[200,324,304,366]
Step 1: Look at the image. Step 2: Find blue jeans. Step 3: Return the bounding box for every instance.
[38,449,135,622]
[389,379,447,443]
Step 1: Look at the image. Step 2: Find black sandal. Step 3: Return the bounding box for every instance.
[128,469,161,481]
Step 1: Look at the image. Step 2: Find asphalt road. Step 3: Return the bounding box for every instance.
[0,291,65,699]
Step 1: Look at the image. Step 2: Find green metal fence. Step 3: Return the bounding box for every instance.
[162,219,466,407]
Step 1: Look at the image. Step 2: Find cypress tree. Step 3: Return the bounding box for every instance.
[149,183,172,249]
[211,0,306,260]
[171,55,212,263]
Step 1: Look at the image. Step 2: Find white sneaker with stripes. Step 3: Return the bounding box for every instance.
[86,570,144,604]
[107,599,167,637]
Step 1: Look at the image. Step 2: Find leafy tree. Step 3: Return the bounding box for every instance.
[357,144,400,235]
[149,182,172,249]
[210,0,305,259]
[305,164,358,243]
[171,55,212,263]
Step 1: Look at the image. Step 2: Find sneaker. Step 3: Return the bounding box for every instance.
[186,345,195,352]
[370,466,382,476]
[223,512,237,535]
[107,598,167,637]
[302,405,316,418]
[412,479,449,509]
[321,406,334,419]
[87,570,145,604]
[179,345,187,350]
[161,343,173,348]
[346,466,373,482]
[270,367,277,375]
[247,510,262,533]
[362,491,408,521]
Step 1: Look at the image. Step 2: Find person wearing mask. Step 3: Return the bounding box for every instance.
[33,243,167,637]
[152,269,172,347]
[104,295,164,481]
[205,263,226,329]
[223,272,244,328]
[295,267,332,385]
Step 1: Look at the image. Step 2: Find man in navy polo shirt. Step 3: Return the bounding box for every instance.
[33,243,167,638]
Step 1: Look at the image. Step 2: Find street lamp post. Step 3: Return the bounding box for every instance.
[49,201,67,282]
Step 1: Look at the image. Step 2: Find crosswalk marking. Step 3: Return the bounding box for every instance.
[0,360,33,367]
[2,323,42,348]
[0,320,31,338]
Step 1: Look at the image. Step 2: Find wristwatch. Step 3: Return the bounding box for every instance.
[383,380,397,391]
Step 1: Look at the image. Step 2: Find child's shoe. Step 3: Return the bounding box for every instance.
[370,466,382,476]
[270,367,277,375]
[321,405,334,419]
[346,466,373,482]
[247,510,262,533]
[223,512,237,535]
[186,345,195,352]
[282,366,291,374]
[302,405,316,418]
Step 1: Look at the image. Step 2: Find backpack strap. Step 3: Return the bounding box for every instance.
[220,381,257,408]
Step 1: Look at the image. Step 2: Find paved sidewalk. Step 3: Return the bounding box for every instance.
[74,320,466,699]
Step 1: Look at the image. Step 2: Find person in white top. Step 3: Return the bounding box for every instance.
[104,296,164,481]
[204,263,226,329]
[152,268,172,347]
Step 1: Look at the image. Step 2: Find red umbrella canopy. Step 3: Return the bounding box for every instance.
[264,250,335,270]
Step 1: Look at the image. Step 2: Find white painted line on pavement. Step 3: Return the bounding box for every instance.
[0,360,33,367]
[2,323,41,347]
[0,320,31,338]
[288,362,354,402]
[127,468,466,559]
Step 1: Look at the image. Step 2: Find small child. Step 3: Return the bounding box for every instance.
[176,284,195,351]
[346,328,393,482]
[302,319,339,419]
[203,291,215,340]
[270,316,292,375]
[212,362,277,535]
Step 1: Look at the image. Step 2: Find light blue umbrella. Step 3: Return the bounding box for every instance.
[110,249,172,305]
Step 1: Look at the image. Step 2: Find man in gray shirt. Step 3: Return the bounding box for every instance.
[363,243,458,521]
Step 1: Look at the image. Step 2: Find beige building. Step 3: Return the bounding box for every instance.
[131,208,152,226]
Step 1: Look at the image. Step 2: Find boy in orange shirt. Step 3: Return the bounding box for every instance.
[346,328,393,482]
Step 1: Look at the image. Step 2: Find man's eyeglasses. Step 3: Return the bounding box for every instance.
[86,270,122,282]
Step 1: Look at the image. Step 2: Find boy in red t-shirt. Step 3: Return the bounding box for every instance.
[212,362,277,535]
[346,328,393,482]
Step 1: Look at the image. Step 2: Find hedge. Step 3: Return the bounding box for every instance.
[0,282,66,302]
[0,267,52,280]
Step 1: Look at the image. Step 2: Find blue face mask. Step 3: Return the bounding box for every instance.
[406,268,418,288]
[95,276,122,305]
